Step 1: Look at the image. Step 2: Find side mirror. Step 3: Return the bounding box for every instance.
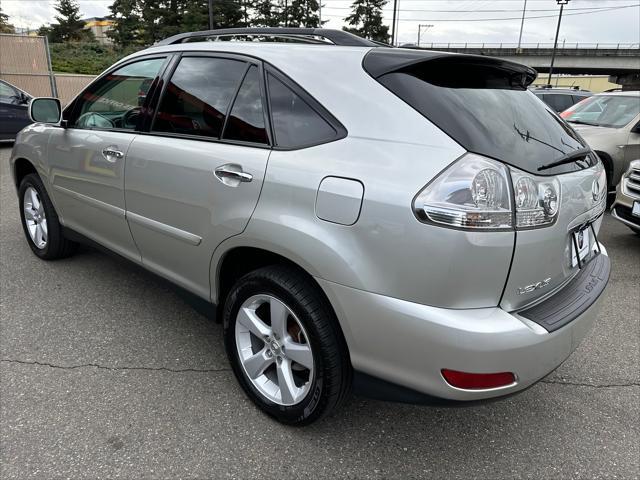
[20,92,31,105]
[631,122,640,134]
[29,97,62,124]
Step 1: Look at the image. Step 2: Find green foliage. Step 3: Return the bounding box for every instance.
[0,6,16,33]
[250,0,322,27]
[108,0,143,46]
[286,0,322,27]
[251,0,283,26]
[344,0,389,43]
[48,42,143,75]
[49,0,94,42]
[108,0,246,47]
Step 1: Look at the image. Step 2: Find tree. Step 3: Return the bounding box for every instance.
[287,0,321,28]
[49,0,94,42]
[252,0,283,27]
[0,6,16,33]
[107,0,143,47]
[343,0,389,43]
[181,0,244,33]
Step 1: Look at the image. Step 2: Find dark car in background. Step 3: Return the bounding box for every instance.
[0,80,32,141]
[532,85,592,113]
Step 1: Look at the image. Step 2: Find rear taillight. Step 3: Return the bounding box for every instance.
[441,369,516,390]
[413,153,561,230]
[510,168,561,228]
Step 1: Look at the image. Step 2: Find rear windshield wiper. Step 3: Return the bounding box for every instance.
[537,147,592,172]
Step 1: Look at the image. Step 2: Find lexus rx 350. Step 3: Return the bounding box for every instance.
[10,28,610,425]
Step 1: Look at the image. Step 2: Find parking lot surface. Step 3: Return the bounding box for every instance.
[1,145,639,479]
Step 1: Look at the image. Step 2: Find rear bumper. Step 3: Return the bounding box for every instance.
[317,245,609,402]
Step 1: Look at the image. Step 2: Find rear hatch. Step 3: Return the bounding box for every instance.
[364,49,607,311]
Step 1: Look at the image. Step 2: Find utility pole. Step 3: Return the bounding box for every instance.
[417,24,433,48]
[547,0,569,85]
[391,0,398,46]
[208,0,214,30]
[517,0,527,50]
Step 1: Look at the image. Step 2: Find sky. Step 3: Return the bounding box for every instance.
[1,0,639,46]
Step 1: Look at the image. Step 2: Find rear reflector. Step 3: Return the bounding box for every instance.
[441,369,516,390]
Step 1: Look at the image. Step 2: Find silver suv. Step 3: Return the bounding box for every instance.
[10,28,610,425]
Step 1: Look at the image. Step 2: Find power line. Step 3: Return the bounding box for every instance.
[322,3,639,21]
[321,4,639,13]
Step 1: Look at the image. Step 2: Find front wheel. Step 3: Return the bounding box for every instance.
[223,265,352,425]
[18,173,77,260]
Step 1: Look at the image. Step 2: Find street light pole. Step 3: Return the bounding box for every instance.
[208,0,214,30]
[547,0,569,85]
[517,0,527,49]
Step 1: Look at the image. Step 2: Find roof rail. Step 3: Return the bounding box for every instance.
[156,27,381,47]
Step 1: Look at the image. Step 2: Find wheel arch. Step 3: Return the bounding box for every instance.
[12,157,38,188]
[213,244,355,379]
[595,150,614,189]
[215,245,323,313]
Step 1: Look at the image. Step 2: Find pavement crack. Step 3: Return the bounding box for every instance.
[541,379,640,388]
[0,358,231,374]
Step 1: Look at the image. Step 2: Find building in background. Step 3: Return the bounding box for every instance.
[531,75,620,93]
[82,17,114,45]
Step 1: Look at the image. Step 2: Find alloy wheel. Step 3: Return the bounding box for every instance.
[235,294,315,406]
[23,187,48,249]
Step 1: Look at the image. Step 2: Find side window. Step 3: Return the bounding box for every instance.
[153,57,247,138]
[266,72,338,148]
[0,82,18,104]
[222,65,268,145]
[71,57,165,130]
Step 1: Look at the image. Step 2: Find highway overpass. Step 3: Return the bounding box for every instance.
[418,43,640,83]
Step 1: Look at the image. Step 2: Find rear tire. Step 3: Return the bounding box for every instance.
[18,173,77,260]
[223,265,352,425]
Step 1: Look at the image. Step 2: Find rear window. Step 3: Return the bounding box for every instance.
[371,55,594,175]
[542,94,575,113]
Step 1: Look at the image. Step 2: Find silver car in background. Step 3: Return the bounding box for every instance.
[561,91,640,193]
[611,159,640,234]
[10,28,610,425]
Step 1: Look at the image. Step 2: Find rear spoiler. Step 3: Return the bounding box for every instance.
[363,49,537,89]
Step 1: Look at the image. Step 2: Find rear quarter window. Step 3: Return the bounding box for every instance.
[266,71,346,149]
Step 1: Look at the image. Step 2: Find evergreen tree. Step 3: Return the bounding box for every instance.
[50,0,93,42]
[108,0,143,47]
[0,6,16,33]
[182,0,248,29]
[287,0,321,28]
[252,0,284,27]
[343,0,389,43]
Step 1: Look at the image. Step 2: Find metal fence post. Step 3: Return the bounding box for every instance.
[43,36,58,98]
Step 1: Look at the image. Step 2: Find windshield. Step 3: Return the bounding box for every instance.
[562,95,640,128]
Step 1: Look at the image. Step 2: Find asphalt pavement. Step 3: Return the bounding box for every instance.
[1,145,638,479]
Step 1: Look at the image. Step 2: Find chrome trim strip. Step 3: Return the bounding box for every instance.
[126,211,202,246]
[52,184,125,217]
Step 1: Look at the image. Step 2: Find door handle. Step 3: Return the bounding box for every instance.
[214,164,253,186]
[102,146,124,163]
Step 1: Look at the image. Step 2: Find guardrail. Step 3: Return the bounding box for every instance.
[419,42,639,49]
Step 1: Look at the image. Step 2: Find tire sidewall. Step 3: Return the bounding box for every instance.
[223,275,328,425]
[18,175,55,259]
